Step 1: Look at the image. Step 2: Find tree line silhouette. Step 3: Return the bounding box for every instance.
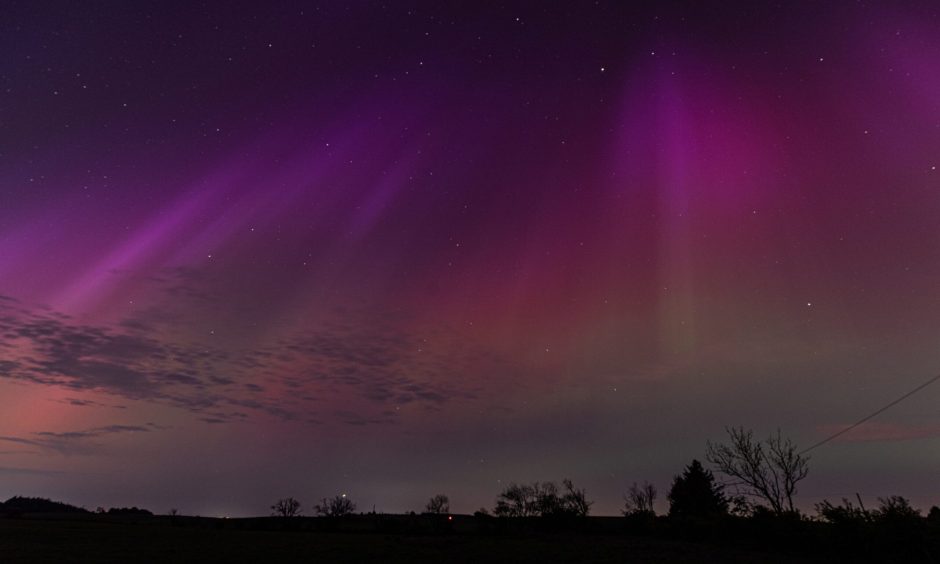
[256,426,940,560]
[4,426,939,561]
[267,426,816,521]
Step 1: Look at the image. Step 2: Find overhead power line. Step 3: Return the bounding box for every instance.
[800,371,940,455]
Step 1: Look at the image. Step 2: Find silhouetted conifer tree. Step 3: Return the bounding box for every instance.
[667,459,728,519]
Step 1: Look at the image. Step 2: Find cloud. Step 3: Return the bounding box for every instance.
[57,397,125,409]
[1,298,246,418]
[198,418,227,424]
[36,424,152,440]
[0,424,156,456]
[0,277,497,426]
[0,466,63,476]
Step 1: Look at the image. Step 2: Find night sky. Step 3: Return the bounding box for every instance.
[2,1,940,517]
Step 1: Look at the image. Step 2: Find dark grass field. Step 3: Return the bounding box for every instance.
[0,516,832,563]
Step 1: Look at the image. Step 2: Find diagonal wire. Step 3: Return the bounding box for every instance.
[800,371,940,455]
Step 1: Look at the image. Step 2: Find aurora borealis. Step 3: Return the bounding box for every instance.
[2,2,940,516]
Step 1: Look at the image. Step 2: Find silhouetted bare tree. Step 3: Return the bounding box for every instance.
[315,494,356,517]
[623,481,657,515]
[425,494,450,514]
[533,481,562,515]
[494,483,537,517]
[271,497,302,518]
[494,480,592,517]
[706,427,809,515]
[561,478,592,517]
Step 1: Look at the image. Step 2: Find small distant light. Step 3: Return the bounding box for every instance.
[448,515,453,521]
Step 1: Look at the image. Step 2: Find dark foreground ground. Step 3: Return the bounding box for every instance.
[0,516,833,564]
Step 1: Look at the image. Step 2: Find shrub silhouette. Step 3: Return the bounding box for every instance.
[873,495,920,522]
[928,505,940,523]
[815,497,869,525]
[107,506,153,516]
[315,494,356,517]
[667,459,728,519]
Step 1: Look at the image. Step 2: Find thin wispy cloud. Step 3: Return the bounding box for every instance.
[0,425,157,456]
[0,466,64,476]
